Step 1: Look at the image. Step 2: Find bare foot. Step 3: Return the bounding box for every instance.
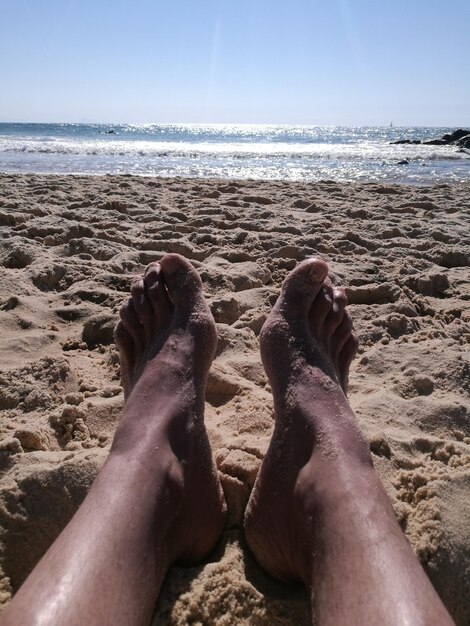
[244,258,367,582]
[113,253,226,564]
[244,259,455,626]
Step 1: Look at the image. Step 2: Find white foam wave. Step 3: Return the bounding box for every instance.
[0,136,466,162]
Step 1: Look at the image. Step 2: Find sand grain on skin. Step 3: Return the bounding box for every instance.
[0,174,469,624]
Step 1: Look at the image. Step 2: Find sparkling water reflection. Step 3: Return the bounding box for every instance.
[0,123,468,184]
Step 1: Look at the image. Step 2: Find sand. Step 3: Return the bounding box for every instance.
[0,173,469,624]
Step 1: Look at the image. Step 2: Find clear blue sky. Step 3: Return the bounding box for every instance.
[0,0,469,126]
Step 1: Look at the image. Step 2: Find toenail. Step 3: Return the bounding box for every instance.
[307,258,328,276]
[161,256,181,275]
[145,263,160,276]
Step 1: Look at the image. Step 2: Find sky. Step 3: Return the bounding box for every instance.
[0,0,469,126]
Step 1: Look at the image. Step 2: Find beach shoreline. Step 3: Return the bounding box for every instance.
[0,173,469,623]
[2,123,469,185]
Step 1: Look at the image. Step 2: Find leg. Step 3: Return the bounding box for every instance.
[2,254,226,626]
[244,259,454,626]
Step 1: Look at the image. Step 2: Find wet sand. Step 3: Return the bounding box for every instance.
[0,173,469,624]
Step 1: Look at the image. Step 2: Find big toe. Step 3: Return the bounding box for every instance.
[159,253,205,315]
[278,258,329,318]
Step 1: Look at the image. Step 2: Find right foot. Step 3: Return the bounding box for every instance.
[113,253,226,566]
[244,258,369,583]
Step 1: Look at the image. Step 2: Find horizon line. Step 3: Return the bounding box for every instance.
[0,120,468,129]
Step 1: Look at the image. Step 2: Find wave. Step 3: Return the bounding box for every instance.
[0,137,467,162]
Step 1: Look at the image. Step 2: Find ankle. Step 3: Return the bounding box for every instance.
[273,392,370,466]
[126,369,202,413]
[114,389,203,457]
[110,409,193,471]
[294,452,378,539]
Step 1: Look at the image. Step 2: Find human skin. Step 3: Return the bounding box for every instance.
[1,254,226,626]
[244,257,454,626]
[1,255,454,626]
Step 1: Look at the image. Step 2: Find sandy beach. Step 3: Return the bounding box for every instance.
[0,173,469,624]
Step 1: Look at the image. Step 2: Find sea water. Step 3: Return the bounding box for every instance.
[0,123,468,184]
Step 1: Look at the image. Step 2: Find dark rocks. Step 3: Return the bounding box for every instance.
[442,129,470,143]
[456,135,470,149]
[391,128,470,148]
[422,139,447,146]
[391,139,421,145]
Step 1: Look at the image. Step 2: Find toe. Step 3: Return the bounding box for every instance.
[113,321,134,399]
[144,262,172,323]
[323,287,348,338]
[114,320,133,355]
[131,276,154,338]
[308,278,334,335]
[119,298,144,351]
[278,258,329,319]
[338,334,359,390]
[331,311,353,361]
[159,253,205,313]
[340,333,359,363]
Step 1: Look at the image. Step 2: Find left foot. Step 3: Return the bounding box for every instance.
[113,253,226,564]
[244,259,455,626]
[244,258,366,583]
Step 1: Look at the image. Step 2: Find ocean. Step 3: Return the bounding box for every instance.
[0,123,468,184]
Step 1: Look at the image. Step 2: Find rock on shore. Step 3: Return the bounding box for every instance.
[392,128,470,149]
